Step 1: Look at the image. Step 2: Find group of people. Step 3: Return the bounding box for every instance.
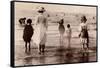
[22,7,89,54]
[58,15,89,50]
[58,18,71,48]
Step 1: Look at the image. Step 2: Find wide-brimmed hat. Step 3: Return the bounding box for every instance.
[81,15,87,22]
[37,7,45,13]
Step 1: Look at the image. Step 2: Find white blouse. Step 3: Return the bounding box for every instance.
[79,23,88,32]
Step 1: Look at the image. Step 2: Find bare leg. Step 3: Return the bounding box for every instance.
[61,34,63,46]
[25,42,27,53]
[87,38,89,49]
[42,44,45,53]
[62,34,64,45]
[60,35,61,46]
[87,33,89,49]
[29,42,31,52]
[83,43,85,49]
[87,43,89,50]
[68,38,71,49]
[83,43,87,51]
[39,44,42,54]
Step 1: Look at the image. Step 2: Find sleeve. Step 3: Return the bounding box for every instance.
[23,25,27,39]
[31,26,34,37]
[45,18,48,29]
[28,26,34,38]
[34,16,39,25]
[33,16,39,29]
[23,25,27,34]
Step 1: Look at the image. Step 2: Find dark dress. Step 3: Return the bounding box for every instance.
[81,28,88,38]
[23,24,34,42]
[58,19,65,34]
[80,26,89,43]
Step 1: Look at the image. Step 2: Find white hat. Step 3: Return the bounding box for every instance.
[38,7,45,13]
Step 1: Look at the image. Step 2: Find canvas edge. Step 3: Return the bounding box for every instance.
[10,1,98,67]
[10,1,15,67]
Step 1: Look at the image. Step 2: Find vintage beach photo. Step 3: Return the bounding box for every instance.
[11,1,97,67]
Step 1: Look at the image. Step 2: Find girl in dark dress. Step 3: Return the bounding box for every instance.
[79,16,89,50]
[23,19,34,53]
[58,19,65,46]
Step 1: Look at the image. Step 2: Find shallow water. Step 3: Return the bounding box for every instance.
[15,23,97,66]
[15,45,97,66]
[14,12,97,66]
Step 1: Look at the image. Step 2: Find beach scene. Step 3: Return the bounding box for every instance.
[14,2,97,66]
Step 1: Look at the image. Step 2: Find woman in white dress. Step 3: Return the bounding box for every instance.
[33,7,48,54]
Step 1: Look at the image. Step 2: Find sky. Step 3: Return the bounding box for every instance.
[15,2,96,15]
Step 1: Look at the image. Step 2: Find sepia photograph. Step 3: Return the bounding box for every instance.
[11,1,97,67]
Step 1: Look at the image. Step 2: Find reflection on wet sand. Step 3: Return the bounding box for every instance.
[65,48,74,63]
[23,56,33,65]
[15,46,96,66]
[78,50,89,62]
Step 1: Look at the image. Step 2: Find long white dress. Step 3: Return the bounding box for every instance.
[33,14,48,46]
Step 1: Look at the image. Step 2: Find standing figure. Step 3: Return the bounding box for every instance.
[23,19,34,53]
[79,16,89,50]
[58,19,65,46]
[33,7,48,54]
[66,24,72,48]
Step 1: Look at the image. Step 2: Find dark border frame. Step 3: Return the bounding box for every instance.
[10,1,98,67]
[11,1,15,67]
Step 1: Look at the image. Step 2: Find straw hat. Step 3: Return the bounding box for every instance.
[37,7,45,13]
[81,15,87,22]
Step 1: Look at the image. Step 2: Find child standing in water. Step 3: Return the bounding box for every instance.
[79,16,89,50]
[58,19,65,46]
[66,24,72,48]
[23,19,34,53]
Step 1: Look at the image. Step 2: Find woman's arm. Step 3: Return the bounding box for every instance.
[33,16,39,29]
[45,17,48,29]
[34,16,39,25]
